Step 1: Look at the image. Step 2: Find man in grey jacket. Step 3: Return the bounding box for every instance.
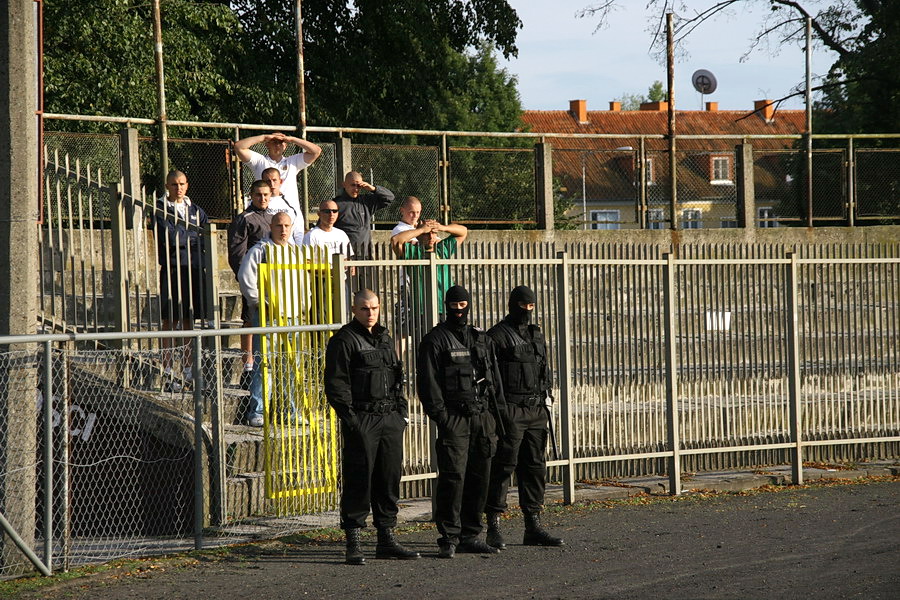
[333,171,394,260]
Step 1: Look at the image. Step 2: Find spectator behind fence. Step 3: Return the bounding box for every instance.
[303,199,354,261]
[324,288,420,565]
[150,170,208,393]
[227,180,275,387]
[333,171,394,260]
[391,196,422,241]
[234,132,321,207]
[391,219,467,319]
[237,211,299,427]
[260,167,305,243]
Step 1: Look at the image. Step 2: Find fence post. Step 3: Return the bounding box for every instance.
[846,138,855,227]
[42,340,53,574]
[555,252,575,503]
[786,252,804,484]
[192,334,206,550]
[119,127,142,228]
[439,135,450,225]
[736,143,755,228]
[663,252,682,495]
[335,136,352,192]
[202,224,226,526]
[535,141,554,230]
[332,253,348,322]
[109,181,130,394]
[638,138,648,229]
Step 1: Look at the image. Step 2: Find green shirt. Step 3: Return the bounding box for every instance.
[402,236,457,312]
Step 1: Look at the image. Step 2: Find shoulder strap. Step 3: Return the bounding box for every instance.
[431,324,466,350]
[497,321,528,346]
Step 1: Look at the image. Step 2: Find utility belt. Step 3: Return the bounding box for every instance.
[507,393,543,408]
[446,395,488,417]
[352,399,400,415]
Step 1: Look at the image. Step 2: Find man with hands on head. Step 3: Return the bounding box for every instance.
[234,132,321,207]
[333,171,394,260]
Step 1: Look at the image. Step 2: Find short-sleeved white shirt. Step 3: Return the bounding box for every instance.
[244,150,310,206]
[302,226,354,258]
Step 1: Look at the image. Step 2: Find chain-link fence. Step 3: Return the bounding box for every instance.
[43,119,900,229]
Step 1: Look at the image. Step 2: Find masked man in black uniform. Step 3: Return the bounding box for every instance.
[485,286,564,549]
[324,289,420,565]
[417,285,507,558]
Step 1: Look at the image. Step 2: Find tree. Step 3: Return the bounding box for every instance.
[614,80,667,110]
[43,1,524,132]
[578,1,897,132]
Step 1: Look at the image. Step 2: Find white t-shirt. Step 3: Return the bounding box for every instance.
[302,226,354,258]
[391,221,416,237]
[244,150,310,206]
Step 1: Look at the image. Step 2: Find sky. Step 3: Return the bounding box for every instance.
[500,0,839,112]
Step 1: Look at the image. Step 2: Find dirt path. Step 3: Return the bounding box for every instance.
[17,480,900,600]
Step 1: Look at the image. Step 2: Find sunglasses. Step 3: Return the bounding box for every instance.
[319,208,339,214]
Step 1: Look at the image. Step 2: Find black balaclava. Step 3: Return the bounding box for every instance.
[444,285,471,329]
[508,285,537,326]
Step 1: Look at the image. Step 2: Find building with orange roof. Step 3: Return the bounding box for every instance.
[523,99,807,229]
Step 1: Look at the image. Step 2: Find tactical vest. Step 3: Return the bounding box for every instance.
[495,323,548,399]
[346,329,400,407]
[435,326,494,411]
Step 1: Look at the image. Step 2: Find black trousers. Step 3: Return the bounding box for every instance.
[485,403,549,514]
[340,410,406,530]
[434,410,497,544]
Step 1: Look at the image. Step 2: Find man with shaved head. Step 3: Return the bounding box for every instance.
[325,289,419,565]
[333,171,394,260]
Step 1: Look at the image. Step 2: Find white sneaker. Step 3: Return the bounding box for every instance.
[248,415,263,427]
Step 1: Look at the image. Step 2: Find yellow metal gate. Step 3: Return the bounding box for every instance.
[257,244,340,514]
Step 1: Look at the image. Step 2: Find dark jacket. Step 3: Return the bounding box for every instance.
[149,197,208,271]
[333,185,394,256]
[227,205,271,275]
[324,319,408,423]
[416,322,506,425]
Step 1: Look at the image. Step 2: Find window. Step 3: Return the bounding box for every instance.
[711,156,732,184]
[590,210,620,230]
[682,209,702,229]
[757,207,778,228]
[720,218,738,229]
[647,208,665,229]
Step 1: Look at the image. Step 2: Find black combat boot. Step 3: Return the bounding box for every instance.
[375,527,420,560]
[486,512,507,550]
[345,528,365,565]
[457,537,500,554]
[522,511,564,546]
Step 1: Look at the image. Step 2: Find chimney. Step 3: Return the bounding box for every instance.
[639,101,668,112]
[609,101,621,112]
[754,99,775,122]
[705,102,718,112]
[569,99,588,123]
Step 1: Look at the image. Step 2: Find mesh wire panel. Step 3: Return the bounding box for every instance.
[43,132,121,186]
[855,148,900,222]
[351,144,441,225]
[676,150,738,230]
[553,148,641,230]
[448,147,535,225]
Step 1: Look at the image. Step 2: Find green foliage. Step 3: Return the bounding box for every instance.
[44,0,524,133]
[614,80,666,110]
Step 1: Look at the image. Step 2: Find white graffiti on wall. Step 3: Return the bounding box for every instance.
[36,390,99,443]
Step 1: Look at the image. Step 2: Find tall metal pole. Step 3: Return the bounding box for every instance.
[295,0,309,220]
[152,0,169,191]
[805,17,813,228]
[667,12,678,230]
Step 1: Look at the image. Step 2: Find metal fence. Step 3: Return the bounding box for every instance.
[43,115,900,229]
[3,243,900,577]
